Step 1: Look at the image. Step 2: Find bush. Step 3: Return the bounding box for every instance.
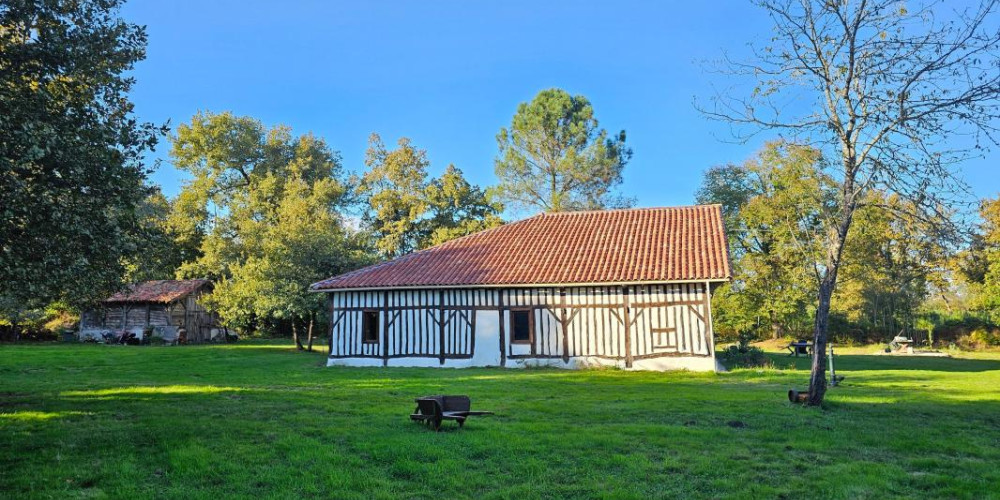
[719,330,773,369]
[719,345,772,369]
[956,328,1000,350]
[147,335,167,346]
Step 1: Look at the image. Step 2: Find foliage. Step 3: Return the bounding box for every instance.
[699,142,829,339]
[968,328,1000,348]
[0,0,166,313]
[975,197,1000,316]
[4,343,1000,498]
[719,330,773,369]
[169,112,367,335]
[495,88,633,212]
[702,0,1000,403]
[123,188,200,283]
[359,133,503,258]
[700,143,954,345]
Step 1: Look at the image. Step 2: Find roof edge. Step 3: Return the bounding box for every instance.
[311,278,731,293]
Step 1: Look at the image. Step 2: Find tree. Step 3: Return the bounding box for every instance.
[170,112,365,342]
[0,0,164,323]
[359,133,503,258]
[698,142,830,340]
[122,188,200,283]
[702,0,1000,404]
[358,134,432,258]
[700,143,955,345]
[495,88,633,212]
[976,197,1000,316]
[422,164,504,248]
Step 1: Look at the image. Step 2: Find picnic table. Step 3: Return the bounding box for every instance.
[786,341,813,357]
[889,336,914,354]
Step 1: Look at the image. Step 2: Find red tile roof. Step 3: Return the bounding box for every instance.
[104,280,211,304]
[312,205,731,291]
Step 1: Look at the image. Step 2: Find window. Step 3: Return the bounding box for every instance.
[362,311,379,344]
[510,309,533,344]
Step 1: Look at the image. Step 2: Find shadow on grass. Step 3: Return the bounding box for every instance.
[766,353,1000,373]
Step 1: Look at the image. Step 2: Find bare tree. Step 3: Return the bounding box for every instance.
[701,0,1000,405]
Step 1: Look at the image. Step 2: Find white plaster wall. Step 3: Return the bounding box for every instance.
[470,311,501,366]
[326,285,721,372]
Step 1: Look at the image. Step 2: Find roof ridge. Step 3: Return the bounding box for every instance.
[536,204,721,217]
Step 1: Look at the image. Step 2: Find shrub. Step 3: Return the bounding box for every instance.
[968,328,1000,348]
[719,330,773,369]
[719,345,772,369]
[148,335,167,346]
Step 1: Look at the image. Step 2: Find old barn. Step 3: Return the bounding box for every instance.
[80,280,221,343]
[312,205,732,371]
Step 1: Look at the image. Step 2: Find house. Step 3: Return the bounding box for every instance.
[79,279,221,343]
[311,205,732,371]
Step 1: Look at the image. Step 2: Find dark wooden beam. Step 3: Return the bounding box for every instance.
[382,291,389,366]
[623,286,633,368]
[498,291,506,367]
[438,290,445,365]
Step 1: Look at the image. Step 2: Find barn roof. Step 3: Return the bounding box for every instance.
[104,280,211,304]
[312,205,731,291]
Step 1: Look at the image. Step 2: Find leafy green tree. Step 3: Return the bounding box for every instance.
[495,88,632,212]
[699,142,953,343]
[123,188,200,283]
[359,133,503,257]
[0,0,165,328]
[698,142,828,340]
[422,165,504,248]
[170,112,365,344]
[977,197,1000,317]
[358,134,432,258]
[703,0,1000,404]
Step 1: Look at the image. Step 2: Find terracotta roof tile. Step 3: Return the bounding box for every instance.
[312,205,731,290]
[104,280,211,304]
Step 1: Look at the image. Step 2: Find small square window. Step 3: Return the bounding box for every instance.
[362,311,379,344]
[510,309,533,344]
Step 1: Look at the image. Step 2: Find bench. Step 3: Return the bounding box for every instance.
[409,395,493,431]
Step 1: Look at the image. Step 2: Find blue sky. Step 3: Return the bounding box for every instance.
[122,0,997,210]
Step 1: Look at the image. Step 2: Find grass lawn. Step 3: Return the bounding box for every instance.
[2,342,999,499]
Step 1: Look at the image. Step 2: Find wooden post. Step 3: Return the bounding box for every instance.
[328,294,335,356]
[382,291,389,366]
[498,291,506,367]
[560,288,569,363]
[623,286,633,368]
[438,290,446,365]
[470,300,476,358]
[703,281,716,358]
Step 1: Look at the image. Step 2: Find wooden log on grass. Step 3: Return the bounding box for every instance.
[788,389,809,403]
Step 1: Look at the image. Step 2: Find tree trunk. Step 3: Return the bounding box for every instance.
[807,204,854,406]
[292,320,304,350]
[769,310,781,340]
[807,276,835,405]
[306,315,314,352]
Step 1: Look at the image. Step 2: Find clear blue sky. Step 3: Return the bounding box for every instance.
[122,0,997,210]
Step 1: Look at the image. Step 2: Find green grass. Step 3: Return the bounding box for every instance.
[2,342,999,499]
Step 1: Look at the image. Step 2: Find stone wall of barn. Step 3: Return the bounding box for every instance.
[326,283,720,372]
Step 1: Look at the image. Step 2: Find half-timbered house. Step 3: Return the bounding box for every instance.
[79,280,221,343]
[312,205,731,371]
